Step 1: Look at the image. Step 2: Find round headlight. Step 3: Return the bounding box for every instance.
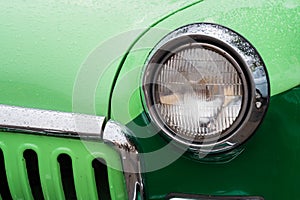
[154,43,245,143]
[142,23,269,155]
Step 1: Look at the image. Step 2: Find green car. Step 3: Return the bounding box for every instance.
[0,0,299,199]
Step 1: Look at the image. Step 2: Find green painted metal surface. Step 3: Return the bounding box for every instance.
[127,85,300,199]
[0,0,198,116]
[0,132,127,199]
[111,0,300,124]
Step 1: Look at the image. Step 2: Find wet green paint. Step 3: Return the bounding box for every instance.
[127,85,300,199]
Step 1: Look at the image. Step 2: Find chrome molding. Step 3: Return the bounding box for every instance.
[0,104,104,139]
[103,120,144,200]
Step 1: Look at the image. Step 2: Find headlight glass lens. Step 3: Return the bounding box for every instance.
[149,44,244,143]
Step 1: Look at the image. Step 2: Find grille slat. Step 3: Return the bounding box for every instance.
[3,145,34,199]
[38,149,66,200]
[73,156,99,199]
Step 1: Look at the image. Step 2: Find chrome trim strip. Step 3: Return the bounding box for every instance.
[103,120,144,200]
[0,104,104,139]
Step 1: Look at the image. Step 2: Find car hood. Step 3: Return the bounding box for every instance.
[0,0,199,115]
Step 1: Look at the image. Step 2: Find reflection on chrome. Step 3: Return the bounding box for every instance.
[0,104,104,139]
[253,66,268,98]
[103,120,144,200]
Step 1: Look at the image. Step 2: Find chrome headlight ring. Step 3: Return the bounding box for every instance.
[142,23,269,155]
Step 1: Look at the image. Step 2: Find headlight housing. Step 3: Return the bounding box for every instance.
[142,23,269,156]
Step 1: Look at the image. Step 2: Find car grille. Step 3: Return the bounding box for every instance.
[0,131,127,200]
